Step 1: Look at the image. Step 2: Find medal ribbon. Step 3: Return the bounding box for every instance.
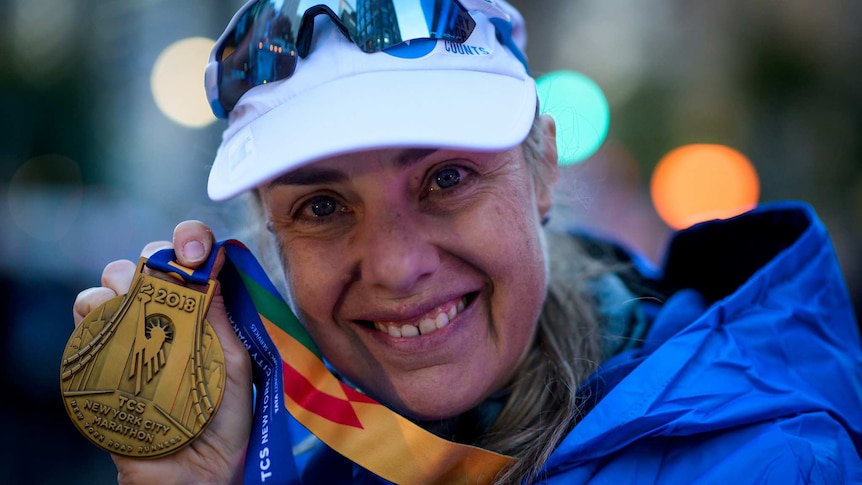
[148,240,515,484]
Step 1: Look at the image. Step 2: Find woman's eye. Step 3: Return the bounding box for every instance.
[303,195,339,217]
[432,167,462,190]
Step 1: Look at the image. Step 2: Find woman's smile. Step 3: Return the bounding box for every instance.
[347,290,484,361]
[364,294,471,338]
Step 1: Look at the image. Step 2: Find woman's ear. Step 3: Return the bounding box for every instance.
[535,115,559,220]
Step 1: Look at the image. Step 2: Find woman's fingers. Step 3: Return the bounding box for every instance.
[101,259,136,294]
[141,240,173,259]
[73,287,118,325]
[173,220,215,267]
[73,258,137,325]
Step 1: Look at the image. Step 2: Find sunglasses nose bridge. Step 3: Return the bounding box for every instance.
[296,5,353,58]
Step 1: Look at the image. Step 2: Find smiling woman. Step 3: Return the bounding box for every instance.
[69,0,862,483]
[261,144,553,417]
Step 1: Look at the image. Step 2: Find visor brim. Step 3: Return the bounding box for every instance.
[208,68,537,201]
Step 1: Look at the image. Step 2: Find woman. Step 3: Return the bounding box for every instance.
[73,0,862,483]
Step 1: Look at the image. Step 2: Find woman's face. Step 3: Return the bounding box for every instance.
[260,129,557,420]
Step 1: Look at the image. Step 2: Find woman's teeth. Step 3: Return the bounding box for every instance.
[373,298,466,338]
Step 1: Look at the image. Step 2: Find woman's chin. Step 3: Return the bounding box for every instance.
[378,384,489,422]
[395,401,473,422]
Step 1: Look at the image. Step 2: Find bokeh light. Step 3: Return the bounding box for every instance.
[536,70,610,165]
[650,144,760,230]
[11,0,76,85]
[151,37,217,128]
[7,154,83,242]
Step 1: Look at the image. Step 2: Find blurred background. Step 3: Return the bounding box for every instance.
[2,0,860,482]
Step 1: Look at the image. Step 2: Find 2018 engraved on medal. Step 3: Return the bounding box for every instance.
[60,258,226,458]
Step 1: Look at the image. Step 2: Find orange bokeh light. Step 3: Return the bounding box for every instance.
[650,144,760,230]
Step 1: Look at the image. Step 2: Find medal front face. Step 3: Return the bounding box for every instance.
[60,260,226,458]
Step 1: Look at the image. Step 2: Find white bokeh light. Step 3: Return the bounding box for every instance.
[150,37,217,128]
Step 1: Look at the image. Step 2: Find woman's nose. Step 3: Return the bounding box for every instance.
[356,209,440,294]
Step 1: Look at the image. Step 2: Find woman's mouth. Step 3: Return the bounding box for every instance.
[361,294,473,338]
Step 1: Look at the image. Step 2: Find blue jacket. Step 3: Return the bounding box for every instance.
[290,201,862,483]
[541,201,862,483]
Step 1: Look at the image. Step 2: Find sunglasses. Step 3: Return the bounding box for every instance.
[205,0,524,118]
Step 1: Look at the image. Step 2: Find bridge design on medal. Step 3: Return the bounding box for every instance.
[61,270,225,444]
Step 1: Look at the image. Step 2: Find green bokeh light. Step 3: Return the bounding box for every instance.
[536,70,610,165]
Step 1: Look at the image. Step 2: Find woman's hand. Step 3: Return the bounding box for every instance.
[73,221,253,485]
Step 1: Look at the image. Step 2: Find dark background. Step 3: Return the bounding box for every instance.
[2,0,859,482]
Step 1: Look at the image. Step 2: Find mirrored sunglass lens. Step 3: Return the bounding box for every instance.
[219,0,302,110]
[322,0,474,52]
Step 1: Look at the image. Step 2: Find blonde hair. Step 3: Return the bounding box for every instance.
[480,119,605,484]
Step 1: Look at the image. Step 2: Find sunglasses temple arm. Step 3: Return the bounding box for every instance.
[489,18,529,74]
[459,1,528,73]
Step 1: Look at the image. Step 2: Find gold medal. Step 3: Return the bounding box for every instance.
[60,258,226,458]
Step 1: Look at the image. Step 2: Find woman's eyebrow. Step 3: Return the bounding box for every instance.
[395,148,438,168]
[268,166,347,187]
